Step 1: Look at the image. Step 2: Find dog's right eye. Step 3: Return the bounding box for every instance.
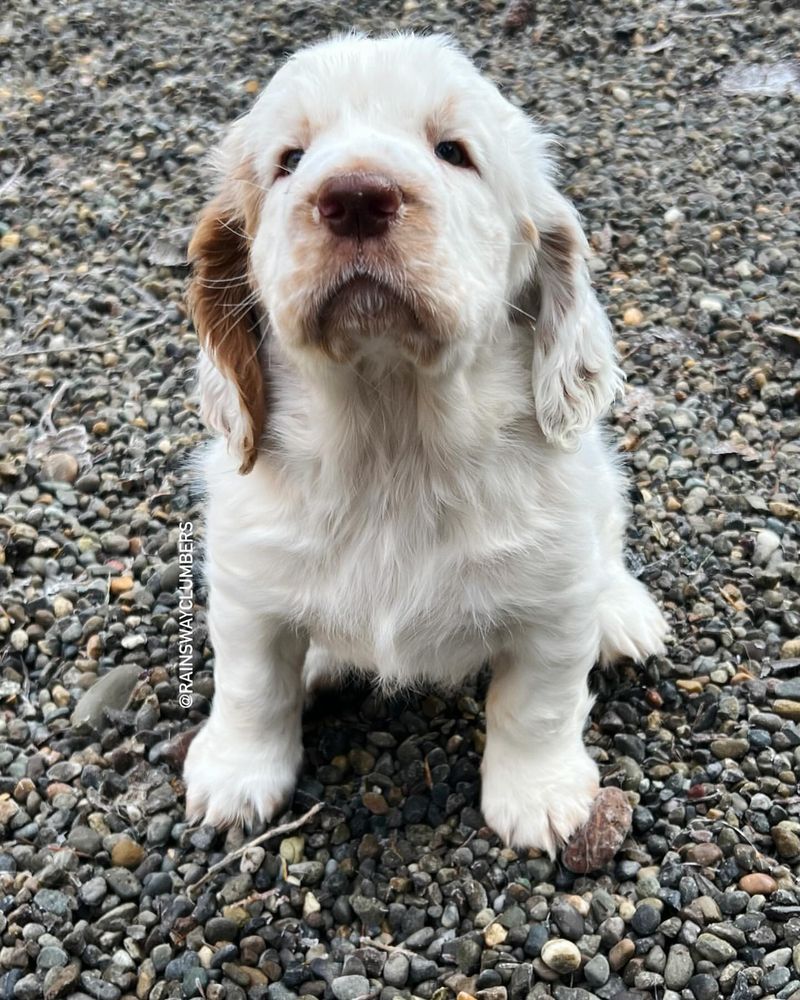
[278,149,305,175]
[434,140,472,169]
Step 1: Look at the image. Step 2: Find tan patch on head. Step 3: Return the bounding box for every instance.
[425,96,458,146]
[188,192,266,474]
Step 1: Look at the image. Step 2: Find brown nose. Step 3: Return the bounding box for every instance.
[317,172,402,239]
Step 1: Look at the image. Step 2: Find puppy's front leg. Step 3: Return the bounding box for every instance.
[184,584,308,827]
[481,623,600,855]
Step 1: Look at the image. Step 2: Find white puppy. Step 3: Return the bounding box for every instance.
[183,33,667,855]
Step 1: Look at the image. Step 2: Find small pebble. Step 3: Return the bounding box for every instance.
[540,939,581,974]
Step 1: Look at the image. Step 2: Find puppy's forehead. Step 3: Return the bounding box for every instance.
[256,34,499,132]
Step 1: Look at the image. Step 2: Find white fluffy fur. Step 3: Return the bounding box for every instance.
[183,34,668,854]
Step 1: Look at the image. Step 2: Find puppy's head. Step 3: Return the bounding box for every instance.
[190,34,621,472]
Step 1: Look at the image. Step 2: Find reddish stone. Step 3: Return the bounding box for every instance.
[739,873,778,895]
[562,787,633,874]
[503,0,535,31]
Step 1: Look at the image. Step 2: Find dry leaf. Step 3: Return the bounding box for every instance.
[711,437,760,463]
[27,382,92,475]
[146,227,192,267]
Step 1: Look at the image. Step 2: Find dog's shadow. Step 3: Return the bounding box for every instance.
[297,670,492,834]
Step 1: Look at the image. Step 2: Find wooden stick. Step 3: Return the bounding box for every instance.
[187,801,325,898]
[0,317,164,361]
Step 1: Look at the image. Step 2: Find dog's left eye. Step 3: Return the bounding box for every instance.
[434,140,471,168]
[279,149,305,174]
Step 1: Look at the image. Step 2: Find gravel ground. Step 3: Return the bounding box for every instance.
[1,1,800,999]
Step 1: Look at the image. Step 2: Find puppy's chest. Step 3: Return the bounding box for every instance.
[288,488,526,675]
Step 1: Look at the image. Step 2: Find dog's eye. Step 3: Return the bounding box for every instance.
[434,140,471,168]
[279,149,305,174]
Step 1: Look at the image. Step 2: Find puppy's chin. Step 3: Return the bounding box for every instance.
[319,275,415,335]
[301,274,447,367]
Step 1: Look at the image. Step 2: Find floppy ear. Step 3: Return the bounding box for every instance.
[521,191,623,449]
[188,189,265,474]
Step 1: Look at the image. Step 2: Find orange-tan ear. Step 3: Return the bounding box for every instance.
[188,195,265,474]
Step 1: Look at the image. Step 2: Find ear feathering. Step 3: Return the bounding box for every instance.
[516,152,623,448]
[188,193,266,474]
[529,205,624,449]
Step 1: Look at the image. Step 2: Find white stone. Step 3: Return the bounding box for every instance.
[699,295,724,315]
[10,629,29,652]
[753,529,781,566]
[541,938,582,974]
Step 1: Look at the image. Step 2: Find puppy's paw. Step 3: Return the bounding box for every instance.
[481,739,599,856]
[183,721,301,827]
[599,574,668,666]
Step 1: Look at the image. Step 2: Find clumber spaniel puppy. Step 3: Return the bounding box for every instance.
[183,33,667,854]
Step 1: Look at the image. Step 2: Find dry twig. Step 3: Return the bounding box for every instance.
[358,937,417,959]
[0,317,163,361]
[187,801,326,898]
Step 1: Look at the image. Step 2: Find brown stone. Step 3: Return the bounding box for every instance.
[155,727,200,769]
[349,748,375,775]
[710,738,749,760]
[239,936,266,966]
[45,782,73,800]
[43,964,79,1000]
[238,967,268,987]
[609,938,635,971]
[0,796,20,825]
[111,836,145,869]
[503,0,535,31]
[86,634,103,659]
[222,964,267,988]
[13,778,35,802]
[362,792,389,815]
[773,699,800,721]
[683,842,723,866]
[772,823,800,859]
[739,873,778,895]
[562,787,633,874]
